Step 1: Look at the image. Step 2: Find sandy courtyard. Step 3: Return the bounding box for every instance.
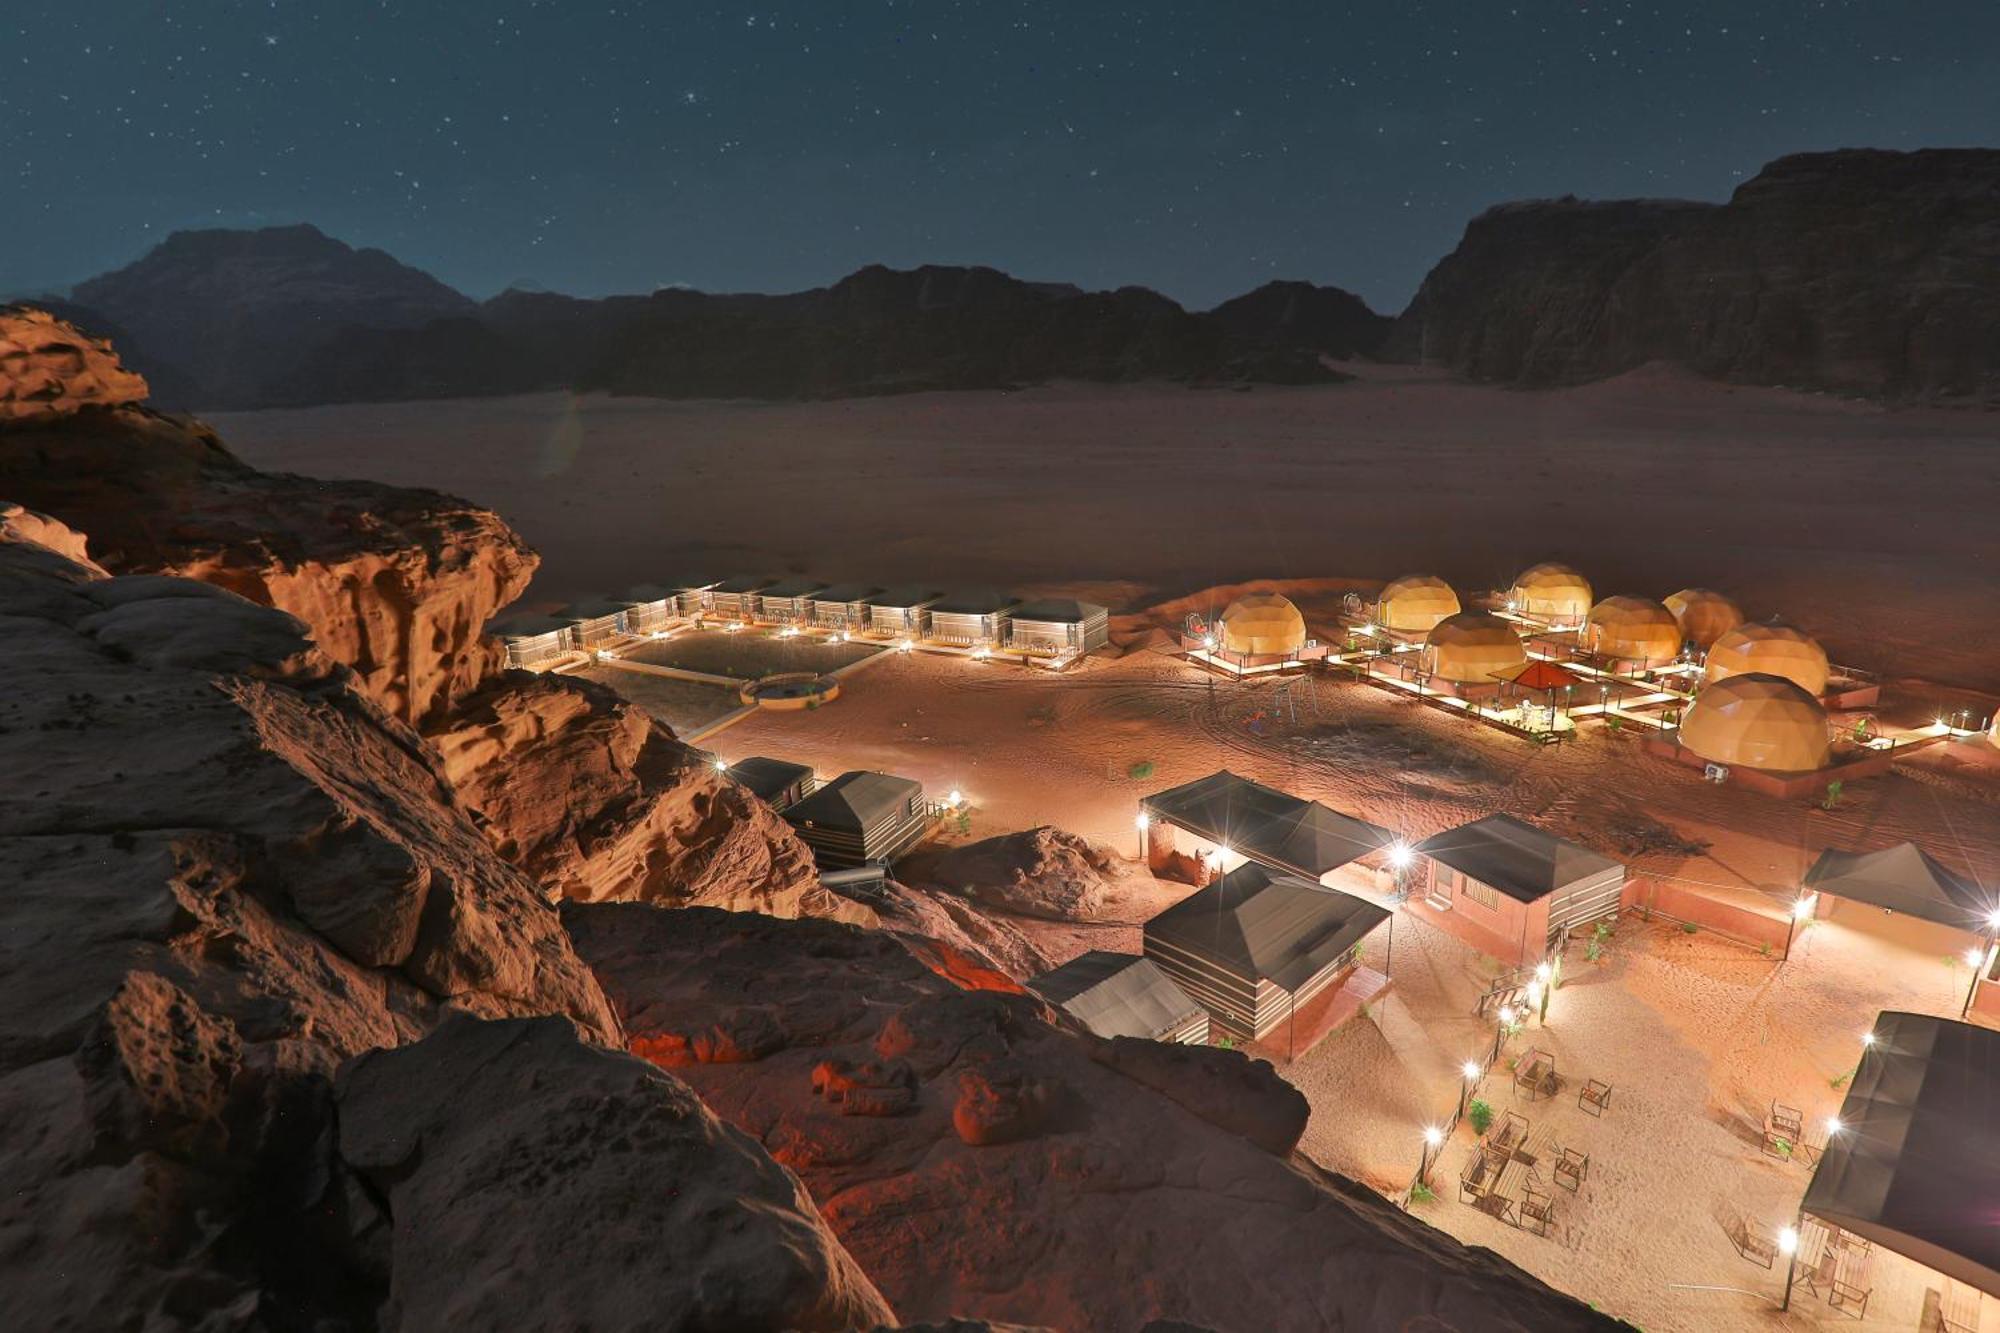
[213,366,2000,693]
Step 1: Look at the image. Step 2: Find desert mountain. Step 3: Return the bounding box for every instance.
[62,232,1380,408]
[0,311,1618,1328]
[1390,148,2000,400]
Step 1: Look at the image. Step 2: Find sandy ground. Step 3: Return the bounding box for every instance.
[569,664,739,734]
[214,365,2000,693]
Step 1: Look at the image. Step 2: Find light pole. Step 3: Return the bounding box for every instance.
[1961,931,1998,1020]
[1456,1060,1482,1126]
[1135,811,1150,863]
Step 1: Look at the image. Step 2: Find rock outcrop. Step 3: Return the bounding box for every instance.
[567,904,1620,1332]
[0,306,150,422]
[334,1014,894,1331]
[1390,148,2000,400]
[0,523,621,1326]
[0,400,530,728]
[1206,279,1393,359]
[907,825,1113,921]
[433,669,858,918]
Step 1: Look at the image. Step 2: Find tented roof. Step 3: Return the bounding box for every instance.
[865,585,942,609]
[785,770,922,832]
[1499,660,1589,694]
[1220,592,1306,657]
[760,577,828,599]
[487,611,575,638]
[713,574,775,594]
[725,756,814,804]
[1415,814,1623,905]
[1141,770,1393,877]
[1146,863,1390,993]
[813,582,882,604]
[1510,563,1593,618]
[1801,1011,2000,1297]
[1010,598,1107,624]
[1028,951,1206,1041]
[1680,672,1831,772]
[1804,843,1996,934]
[660,574,719,593]
[930,588,1018,615]
[564,596,638,620]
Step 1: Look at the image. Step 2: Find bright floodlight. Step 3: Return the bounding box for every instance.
[1987,908,2000,931]
[1861,1031,1875,1046]
[1136,812,1150,831]
[1966,947,1986,969]
[712,759,727,773]
[1202,635,1216,650]
[1461,1061,1482,1081]
[1525,980,1544,1005]
[1496,1006,1515,1024]
[947,789,963,807]
[1534,961,1552,984]
[1423,1126,1444,1147]
[1387,842,1413,870]
[1778,1226,1799,1256]
[1824,1116,1842,1136]
[1793,896,1814,920]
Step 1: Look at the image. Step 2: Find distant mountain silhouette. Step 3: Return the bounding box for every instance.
[58,235,1382,409]
[1389,148,2000,401]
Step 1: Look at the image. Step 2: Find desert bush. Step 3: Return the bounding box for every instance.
[1468,1099,1495,1136]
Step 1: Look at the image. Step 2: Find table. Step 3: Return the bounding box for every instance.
[1481,1157,1530,1225]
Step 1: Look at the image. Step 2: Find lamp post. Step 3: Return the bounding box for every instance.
[1456,1060,1483,1126]
[1135,811,1150,862]
[1778,1220,1801,1310]
[1782,893,1815,962]
[1961,932,1998,1020]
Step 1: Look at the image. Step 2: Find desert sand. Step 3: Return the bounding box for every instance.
[214,364,2000,693]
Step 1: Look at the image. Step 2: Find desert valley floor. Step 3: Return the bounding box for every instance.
[212,367,2000,1332]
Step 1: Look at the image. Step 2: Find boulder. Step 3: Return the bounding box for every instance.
[334,1015,894,1332]
[0,306,149,423]
[567,904,1620,1332]
[1090,1036,1309,1156]
[909,825,1111,921]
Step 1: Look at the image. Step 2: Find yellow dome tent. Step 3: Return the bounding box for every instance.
[1374,574,1461,634]
[1423,611,1527,684]
[1509,563,1593,623]
[1680,673,1831,772]
[1219,592,1306,657]
[1584,596,1682,666]
[1663,587,1744,650]
[1705,620,1829,696]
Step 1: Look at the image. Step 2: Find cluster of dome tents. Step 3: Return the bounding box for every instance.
[1205,561,1848,776]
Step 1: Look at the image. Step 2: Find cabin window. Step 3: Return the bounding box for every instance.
[1461,878,1501,910]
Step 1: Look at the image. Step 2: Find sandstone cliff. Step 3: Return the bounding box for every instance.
[568,904,1621,1333]
[0,306,150,422]
[1390,148,2000,400]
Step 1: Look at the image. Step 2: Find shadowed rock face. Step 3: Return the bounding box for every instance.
[334,1014,894,1332]
[1390,149,2000,400]
[0,519,621,1326]
[905,825,1113,921]
[566,904,1621,1333]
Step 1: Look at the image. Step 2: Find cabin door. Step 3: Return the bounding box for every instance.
[1426,864,1454,911]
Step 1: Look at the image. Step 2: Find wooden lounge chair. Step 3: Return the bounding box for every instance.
[1730,1218,1776,1269]
[1828,1276,1870,1318]
[1492,1112,1529,1154]
[1458,1151,1494,1204]
[1518,1184,1556,1237]
[1941,1279,1982,1333]
[1578,1077,1612,1116]
[1762,1102,1804,1160]
[1554,1146,1588,1193]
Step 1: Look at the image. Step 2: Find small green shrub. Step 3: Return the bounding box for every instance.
[1822,779,1845,810]
[1409,1182,1437,1206]
[1468,1099,1495,1136]
[1127,759,1155,780]
[1215,1035,1235,1051]
[1773,1137,1794,1160]
[1831,1070,1852,1090]
[1585,939,1604,963]
[1680,920,1699,934]
[1759,942,1772,957]
[954,811,972,835]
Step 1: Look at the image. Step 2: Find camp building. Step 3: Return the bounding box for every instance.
[1028,952,1209,1044]
[723,756,817,812]
[782,770,932,867]
[1007,598,1110,657]
[1410,814,1626,966]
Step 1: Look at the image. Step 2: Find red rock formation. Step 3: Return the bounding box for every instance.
[566,904,1620,1332]
[334,1014,894,1331]
[905,824,1113,921]
[0,306,149,422]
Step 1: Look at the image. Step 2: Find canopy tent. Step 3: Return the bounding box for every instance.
[1219,592,1307,657]
[1804,843,1997,935]
[1422,611,1527,684]
[1680,672,1831,772]
[1799,1011,2000,1298]
[1141,770,1394,879]
[1027,951,1208,1044]
[1374,574,1461,634]
[783,770,930,867]
[1665,587,1745,649]
[1415,814,1623,906]
[1584,595,1683,666]
[1497,659,1588,698]
[723,755,816,811]
[1706,619,1830,696]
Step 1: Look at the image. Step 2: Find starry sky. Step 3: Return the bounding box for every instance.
[7,1,1997,312]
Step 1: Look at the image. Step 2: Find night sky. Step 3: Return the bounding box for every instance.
[8,2,1997,312]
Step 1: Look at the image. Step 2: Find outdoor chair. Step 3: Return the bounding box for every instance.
[1828,1276,1871,1319]
[1494,1112,1529,1153]
[1553,1147,1588,1193]
[1578,1078,1612,1116]
[1941,1280,1982,1333]
[1730,1219,1776,1269]
[1763,1102,1804,1160]
[1518,1185,1556,1237]
[1458,1152,1493,1204]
